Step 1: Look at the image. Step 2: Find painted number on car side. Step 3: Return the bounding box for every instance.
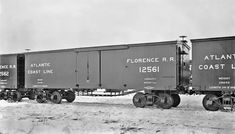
[139,66,159,73]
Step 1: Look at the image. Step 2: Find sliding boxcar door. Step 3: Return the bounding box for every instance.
[76,51,100,89]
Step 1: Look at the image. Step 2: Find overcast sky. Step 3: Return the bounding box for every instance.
[0,0,235,54]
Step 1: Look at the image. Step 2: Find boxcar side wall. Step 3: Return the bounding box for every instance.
[25,51,77,89]
[23,41,178,91]
[192,37,235,91]
[101,44,177,91]
[0,55,18,89]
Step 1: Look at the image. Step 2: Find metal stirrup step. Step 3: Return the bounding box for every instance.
[222,96,234,112]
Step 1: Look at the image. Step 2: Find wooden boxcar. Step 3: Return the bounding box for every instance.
[192,36,235,111]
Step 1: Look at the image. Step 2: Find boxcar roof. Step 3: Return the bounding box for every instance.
[22,40,177,54]
[75,40,177,52]
[0,53,19,56]
[191,36,235,43]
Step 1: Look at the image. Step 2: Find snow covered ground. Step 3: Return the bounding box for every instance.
[0,94,235,134]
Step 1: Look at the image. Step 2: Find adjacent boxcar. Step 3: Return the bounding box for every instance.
[0,54,25,101]
[0,54,18,89]
[191,36,235,111]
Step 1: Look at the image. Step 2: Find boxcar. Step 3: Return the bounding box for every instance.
[191,36,235,111]
[0,54,25,101]
[21,40,189,108]
[0,54,18,89]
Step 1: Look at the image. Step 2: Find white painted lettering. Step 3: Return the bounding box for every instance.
[0,71,9,76]
[126,57,172,64]
[139,66,159,73]
[204,56,209,60]
[232,64,235,69]
[162,57,167,62]
[198,64,225,70]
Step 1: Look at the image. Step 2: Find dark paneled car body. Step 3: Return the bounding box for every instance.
[192,36,235,91]
[0,54,18,89]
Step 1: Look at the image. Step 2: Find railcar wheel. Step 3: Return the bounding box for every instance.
[36,94,46,103]
[155,93,174,109]
[51,91,62,104]
[133,92,147,108]
[171,94,181,107]
[12,91,22,102]
[202,94,220,111]
[66,91,76,103]
[0,93,3,100]
[28,91,35,100]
